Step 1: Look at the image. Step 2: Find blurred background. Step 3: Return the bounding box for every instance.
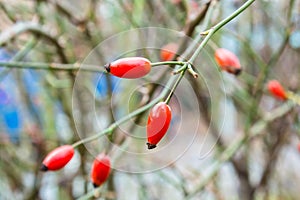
[0,0,300,199]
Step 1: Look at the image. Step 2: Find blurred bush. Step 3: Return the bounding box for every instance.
[0,0,300,200]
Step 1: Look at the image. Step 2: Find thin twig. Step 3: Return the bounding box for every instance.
[0,61,103,72]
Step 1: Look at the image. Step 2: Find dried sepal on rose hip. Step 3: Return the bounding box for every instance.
[90,153,111,188]
[214,48,242,75]
[105,57,151,79]
[267,80,287,100]
[41,145,74,171]
[160,43,179,61]
[147,102,172,149]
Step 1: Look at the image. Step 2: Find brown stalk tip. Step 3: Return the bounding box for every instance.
[93,183,99,188]
[147,142,157,149]
[234,68,242,76]
[40,164,48,172]
[104,63,111,73]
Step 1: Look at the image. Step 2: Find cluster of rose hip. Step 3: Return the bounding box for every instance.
[40,45,294,189]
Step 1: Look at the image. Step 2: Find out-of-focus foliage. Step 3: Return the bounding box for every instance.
[0,0,300,200]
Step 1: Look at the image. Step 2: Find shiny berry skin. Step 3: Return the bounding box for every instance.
[105,57,151,79]
[214,48,242,75]
[267,80,287,100]
[147,102,172,149]
[91,153,111,187]
[41,145,74,171]
[160,43,179,61]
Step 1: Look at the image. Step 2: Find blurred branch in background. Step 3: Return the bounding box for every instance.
[0,0,300,200]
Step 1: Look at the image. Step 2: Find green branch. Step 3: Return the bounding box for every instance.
[165,0,256,109]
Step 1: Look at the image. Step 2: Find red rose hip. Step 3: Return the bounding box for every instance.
[105,57,151,79]
[41,145,74,171]
[147,102,172,149]
[91,153,111,187]
[214,48,242,75]
[267,80,287,100]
